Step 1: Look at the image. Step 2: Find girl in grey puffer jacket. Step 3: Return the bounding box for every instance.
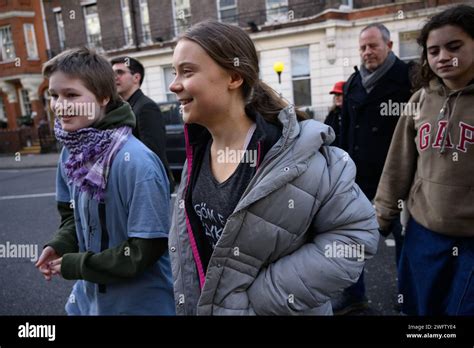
[168,20,379,315]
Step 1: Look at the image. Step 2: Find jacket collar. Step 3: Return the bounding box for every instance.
[92,102,136,130]
[127,88,144,107]
[233,106,335,214]
[350,57,408,102]
[428,77,474,96]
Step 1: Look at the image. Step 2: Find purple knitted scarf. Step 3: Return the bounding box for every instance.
[54,119,132,201]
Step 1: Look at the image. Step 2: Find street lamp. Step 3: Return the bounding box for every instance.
[273,61,284,97]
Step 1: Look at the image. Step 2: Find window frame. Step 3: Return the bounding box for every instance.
[163,66,177,102]
[173,0,191,37]
[82,2,103,50]
[399,30,422,63]
[265,0,288,23]
[23,23,39,60]
[54,10,66,50]
[0,94,7,123]
[217,0,238,24]
[0,26,16,62]
[139,0,152,45]
[121,0,134,47]
[19,89,33,117]
[290,46,312,108]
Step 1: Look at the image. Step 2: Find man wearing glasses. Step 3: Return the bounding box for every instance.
[112,57,175,192]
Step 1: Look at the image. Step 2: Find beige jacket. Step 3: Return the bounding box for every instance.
[375,79,474,237]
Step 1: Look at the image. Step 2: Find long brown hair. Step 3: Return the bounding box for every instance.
[179,20,308,123]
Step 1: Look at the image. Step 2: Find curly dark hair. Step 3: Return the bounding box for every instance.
[415,4,474,88]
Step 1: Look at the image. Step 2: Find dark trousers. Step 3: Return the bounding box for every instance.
[399,218,474,315]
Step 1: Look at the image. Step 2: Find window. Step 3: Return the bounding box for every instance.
[340,0,353,8]
[139,0,152,44]
[163,66,177,102]
[173,0,191,36]
[218,0,237,24]
[23,24,39,59]
[0,95,7,123]
[43,89,53,125]
[291,46,311,107]
[399,31,421,62]
[83,3,102,49]
[54,11,66,50]
[121,0,134,46]
[0,26,16,62]
[266,0,288,23]
[20,89,33,116]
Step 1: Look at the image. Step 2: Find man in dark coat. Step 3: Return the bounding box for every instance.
[335,23,411,315]
[111,56,175,192]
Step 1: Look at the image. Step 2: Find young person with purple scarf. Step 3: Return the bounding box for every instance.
[35,48,175,315]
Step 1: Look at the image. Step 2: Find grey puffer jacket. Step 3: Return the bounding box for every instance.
[169,106,379,315]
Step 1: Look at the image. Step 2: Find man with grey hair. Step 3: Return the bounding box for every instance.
[335,23,412,315]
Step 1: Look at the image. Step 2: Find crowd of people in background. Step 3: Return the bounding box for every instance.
[35,4,473,316]
[325,4,474,316]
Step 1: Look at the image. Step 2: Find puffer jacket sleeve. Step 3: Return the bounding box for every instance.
[247,147,379,315]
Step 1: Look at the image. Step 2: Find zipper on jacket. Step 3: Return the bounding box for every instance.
[256,141,262,170]
[183,125,207,290]
[172,194,188,314]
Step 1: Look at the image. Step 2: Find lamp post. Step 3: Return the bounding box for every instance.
[273,61,284,97]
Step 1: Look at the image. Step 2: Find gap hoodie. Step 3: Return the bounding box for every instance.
[375,79,474,236]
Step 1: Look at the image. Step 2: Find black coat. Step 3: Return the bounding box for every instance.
[341,58,412,200]
[324,106,342,148]
[128,89,175,193]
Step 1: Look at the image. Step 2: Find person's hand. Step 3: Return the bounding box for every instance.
[35,246,60,281]
[48,257,63,276]
[377,217,395,237]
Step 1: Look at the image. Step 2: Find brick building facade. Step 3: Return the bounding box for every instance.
[0,0,52,153]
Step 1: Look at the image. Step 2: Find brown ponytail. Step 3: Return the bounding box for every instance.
[180,20,309,123]
[249,80,309,123]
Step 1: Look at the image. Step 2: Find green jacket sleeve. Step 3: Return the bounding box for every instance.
[60,237,168,284]
[46,201,79,256]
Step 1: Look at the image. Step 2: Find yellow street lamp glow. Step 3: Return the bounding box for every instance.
[273,61,284,74]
